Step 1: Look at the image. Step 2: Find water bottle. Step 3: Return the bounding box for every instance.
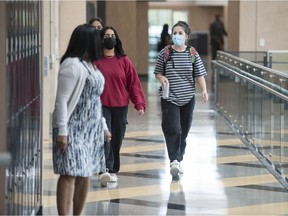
[162,83,169,99]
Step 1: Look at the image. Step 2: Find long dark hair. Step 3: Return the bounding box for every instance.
[100,26,126,58]
[172,21,191,36]
[88,17,105,28]
[60,24,103,64]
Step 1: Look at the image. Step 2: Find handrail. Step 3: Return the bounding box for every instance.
[217,51,288,78]
[213,61,288,102]
[213,53,288,189]
[268,50,288,54]
[216,60,288,96]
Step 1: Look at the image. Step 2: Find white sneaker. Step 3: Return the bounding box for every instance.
[179,164,184,174]
[99,172,110,187]
[170,160,180,177]
[109,173,118,182]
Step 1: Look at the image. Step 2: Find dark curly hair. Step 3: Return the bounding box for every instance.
[172,21,191,36]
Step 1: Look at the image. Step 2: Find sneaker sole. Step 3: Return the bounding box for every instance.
[170,166,180,177]
[109,177,118,182]
[100,174,110,187]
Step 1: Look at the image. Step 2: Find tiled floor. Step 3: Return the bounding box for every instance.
[42,59,288,215]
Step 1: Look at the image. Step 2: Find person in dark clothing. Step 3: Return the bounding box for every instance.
[157,24,171,52]
[209,15,228,60]
[94,26,146,183]
[88,17,105,30]
[154,21,208,178]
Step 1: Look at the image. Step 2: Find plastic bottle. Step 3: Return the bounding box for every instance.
[162,83,169,99]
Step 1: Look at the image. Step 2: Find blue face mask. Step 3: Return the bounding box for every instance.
[172,34,185,46]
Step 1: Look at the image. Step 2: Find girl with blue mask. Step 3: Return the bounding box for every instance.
[171,22,189,47]
[154,21,208,179]
[172,34,186,46]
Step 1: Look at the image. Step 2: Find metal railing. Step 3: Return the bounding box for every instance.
[227,50,288,73]
[268,50,288,72]
[212,51,288,190]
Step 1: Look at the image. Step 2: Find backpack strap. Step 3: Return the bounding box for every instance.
[163,45,172,65]
[163,45,196,76]
[163,45,173,75]
[185,46,196,84]
[187,46,196,63]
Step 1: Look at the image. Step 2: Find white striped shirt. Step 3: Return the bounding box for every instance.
[154,47,207,106]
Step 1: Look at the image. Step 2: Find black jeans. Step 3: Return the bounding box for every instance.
[161,97,195,163]
[102,106,128,173]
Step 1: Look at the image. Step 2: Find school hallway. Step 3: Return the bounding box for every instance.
[42,57,288,215]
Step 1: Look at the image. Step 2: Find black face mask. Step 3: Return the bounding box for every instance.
[103,38,117,50]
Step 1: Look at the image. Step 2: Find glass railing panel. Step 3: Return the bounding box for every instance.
[258,90,272,155]
[268,51,288,73]
[238,78,248,135]
[231,75,241,129]
[253,86,263,149]
[213,51,288,186]
[269,97,282,165]
[245,82,255,144]
[281,101,288,177]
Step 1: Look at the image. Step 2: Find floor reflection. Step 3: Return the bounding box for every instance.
[166,181,186,215]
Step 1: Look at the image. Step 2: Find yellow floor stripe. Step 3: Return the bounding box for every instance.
[221,174,278,187]
[216,154,258,164]
[216,139,243,146]
[42,182,184,208]
[121,143,165,153]
[43,152,52,160]
[226,202,288,215]
[43,139,51,144]
[42,173,282,209]
[124,130,163,138]
[43,143,166,160]
[43,170,58,180]
[43,162,167,180]
[119,161,166,172]
[204,202,288,215]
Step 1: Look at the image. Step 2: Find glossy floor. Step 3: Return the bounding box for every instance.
[42,60,288,215]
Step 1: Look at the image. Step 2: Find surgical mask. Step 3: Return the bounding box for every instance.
[103,37,117,49]
[172,35,185,46]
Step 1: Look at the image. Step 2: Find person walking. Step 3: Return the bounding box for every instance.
[88,17,105,30]
[209,14,228,60]
[157,23,171,52]
[52,24,107,215]
[94,26,146,182]
[154,21,208,178]
[89,17,113,188]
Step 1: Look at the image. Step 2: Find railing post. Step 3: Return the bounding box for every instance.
[269,52,273,68]
[263,52,268,67]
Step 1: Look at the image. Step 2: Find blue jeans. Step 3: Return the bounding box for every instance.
[102,106,128,173]
[161,97,195,162]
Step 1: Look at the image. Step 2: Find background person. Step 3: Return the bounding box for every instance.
[209,14,228,60]
[157,23,171,52]
[154,21,208,178]
[52,24,106,215]
[88,17,105,30]
[89,16,112,187]
[94,26,146,182]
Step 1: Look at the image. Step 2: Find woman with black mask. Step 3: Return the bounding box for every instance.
[94,26,146,182]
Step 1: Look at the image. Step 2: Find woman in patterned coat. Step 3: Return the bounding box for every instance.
[52,24,108,215]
